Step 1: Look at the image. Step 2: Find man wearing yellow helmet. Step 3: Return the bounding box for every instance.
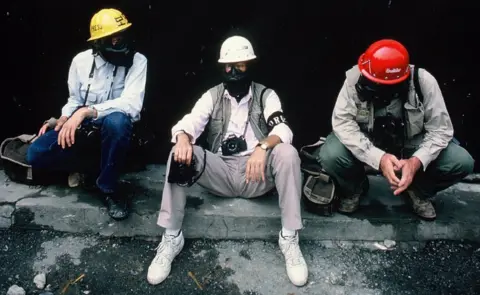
[26,8,148,221]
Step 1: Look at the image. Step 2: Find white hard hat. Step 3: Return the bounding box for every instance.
[218,36,257,63]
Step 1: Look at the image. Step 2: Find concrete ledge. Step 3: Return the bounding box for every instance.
[1,165,480,242]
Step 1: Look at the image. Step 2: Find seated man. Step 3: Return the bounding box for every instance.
[319,39,474,220]
[26,8,148,221]
[146,36,308,287]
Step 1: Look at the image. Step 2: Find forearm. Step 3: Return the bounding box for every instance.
[261,135,282,149]
[412,69,454,170]
[171,92,214,144]
[333,126,385,170]
[84,107,98,119]
[61,101,82,118]
[412,132,452,171]
[171,119,204,144]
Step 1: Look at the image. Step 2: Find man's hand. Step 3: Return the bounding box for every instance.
[246,146,267,183]
[392,157,422,196]
[54,116,69,132]
[58,108,88,149]
[174,133,193,165]
[380,153,403,187]
[38,116,68,136]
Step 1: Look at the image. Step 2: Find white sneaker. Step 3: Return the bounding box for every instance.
[147,230,185,285]
[278,231,308,286]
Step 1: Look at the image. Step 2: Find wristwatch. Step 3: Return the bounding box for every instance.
[257,142,269,151]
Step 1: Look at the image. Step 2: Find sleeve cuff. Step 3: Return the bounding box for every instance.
[61,109,74,118]
[412,148,433,171]
[368,146,386,171]
[92,106,107,120]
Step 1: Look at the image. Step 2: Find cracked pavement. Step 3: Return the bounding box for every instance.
[1,229,480,295]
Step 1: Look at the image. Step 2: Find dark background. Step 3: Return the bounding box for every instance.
[4,0,479,171]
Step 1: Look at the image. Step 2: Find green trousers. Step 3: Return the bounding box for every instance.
[318,132,475,199]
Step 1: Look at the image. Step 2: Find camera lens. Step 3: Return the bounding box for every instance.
[228,142,237,151]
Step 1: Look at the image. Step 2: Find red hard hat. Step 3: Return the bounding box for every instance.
[358,39,410,85]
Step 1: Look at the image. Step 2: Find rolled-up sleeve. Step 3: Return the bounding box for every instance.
[61,58,82,118]
[412,70,454,170]
[171,91,214,144]
[332,80,385,170]
[262,90,293,144]
[93,53,148,121]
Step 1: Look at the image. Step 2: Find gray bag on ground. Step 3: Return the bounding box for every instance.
[299,137,337,216]
[0,134,37,185]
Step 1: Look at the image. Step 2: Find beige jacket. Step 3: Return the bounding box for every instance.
[332,65,454,171]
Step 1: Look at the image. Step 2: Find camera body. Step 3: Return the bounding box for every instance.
[167,153,197,187]
[372,113,405,154]
[221,134,248,156]
[74,123,101,153]
[76,124,100,139]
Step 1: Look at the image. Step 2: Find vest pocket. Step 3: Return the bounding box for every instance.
[404,102,425,138]
[355,106,370,124]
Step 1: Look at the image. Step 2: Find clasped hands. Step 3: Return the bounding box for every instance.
[379,153,422,195]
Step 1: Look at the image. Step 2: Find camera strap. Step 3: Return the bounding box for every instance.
[81,58,118,107]
[176,147,207,187]
[241,96,255,138]
[73,58,118,133]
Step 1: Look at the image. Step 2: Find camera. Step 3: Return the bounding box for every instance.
[221,134,247,156]
[74,123,101,152]
[167,153,197,187]
[76,124,100,139]
[372,113,405,154]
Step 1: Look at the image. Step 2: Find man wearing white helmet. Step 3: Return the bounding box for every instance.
[146,36,309,287]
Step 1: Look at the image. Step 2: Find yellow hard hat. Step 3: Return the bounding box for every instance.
[88,8,132,41]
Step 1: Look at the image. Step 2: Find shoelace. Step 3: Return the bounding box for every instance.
[282,237,304,266]
[153,235,177,264]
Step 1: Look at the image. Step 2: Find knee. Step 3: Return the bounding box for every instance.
[453,148,475,176]
[318,137,353,171]
[271,143,300,163]
[26,140,45,166]
[102,112,132,136]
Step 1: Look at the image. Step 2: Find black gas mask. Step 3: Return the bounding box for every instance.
[91,30,135,68]
[355,74,409,107]
[222,63,252,100]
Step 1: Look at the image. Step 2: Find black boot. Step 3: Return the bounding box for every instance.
[103,194,129,221]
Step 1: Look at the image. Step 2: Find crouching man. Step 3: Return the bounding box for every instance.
[147,36,308,287]
[319,39,474,220]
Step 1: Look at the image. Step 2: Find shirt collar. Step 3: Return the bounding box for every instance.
[224,86,253,103]
[93,54,107,69]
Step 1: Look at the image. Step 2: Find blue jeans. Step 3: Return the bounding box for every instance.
[26,112,133,193]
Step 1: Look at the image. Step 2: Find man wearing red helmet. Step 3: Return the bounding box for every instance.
[318,39,474,220]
